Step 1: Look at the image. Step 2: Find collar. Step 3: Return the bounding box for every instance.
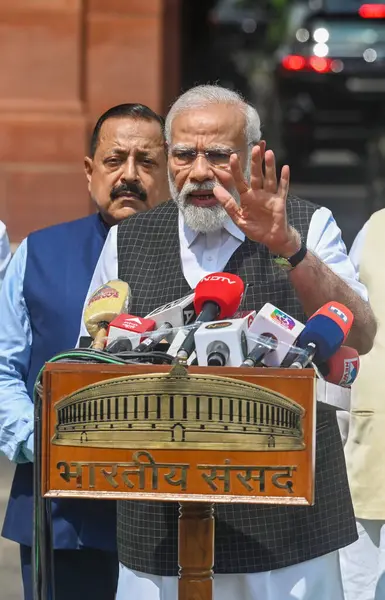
[178,211,245,248]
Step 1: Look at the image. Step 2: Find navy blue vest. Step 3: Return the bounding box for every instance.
[2,214,117,551]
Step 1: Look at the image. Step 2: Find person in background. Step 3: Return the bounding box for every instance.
[82,84,376,600]
[0,103,169,600]
[0,220,11,286]
[340,210,385,600]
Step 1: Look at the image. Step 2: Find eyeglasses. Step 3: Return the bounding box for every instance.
[170,148,240,169]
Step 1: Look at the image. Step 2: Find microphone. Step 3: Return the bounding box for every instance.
[106,314,156,352]
[318,346,360,387]
[140,292,197,354]
[195,312,255,367]
[105,337,133,354]
[83,280,131,350]
[175,272,245,363]
[78,336,93,349]
[241,333,278,367]
[290,302,354,369]
[309,301,353,341]
[145,292,196,329]
[245,303,305,367]
[207,341,230,367]
[132,322,173,353]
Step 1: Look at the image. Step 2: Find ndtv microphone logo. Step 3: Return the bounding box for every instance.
[328,305,348,323]
[202,275,237,284]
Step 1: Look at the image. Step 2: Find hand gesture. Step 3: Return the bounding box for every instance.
[213,146,300,257]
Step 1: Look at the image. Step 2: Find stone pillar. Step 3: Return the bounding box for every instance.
[0,0,180,242]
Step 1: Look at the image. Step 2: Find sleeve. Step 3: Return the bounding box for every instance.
[77,225,118,341]
[306,206,368,301]
[0,220,12,286]
[349,223,368,272]
[0,239,35,463]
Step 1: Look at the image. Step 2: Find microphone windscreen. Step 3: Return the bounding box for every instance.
[308,302,354,341]
[194,272,244,319]
[298,315,345,364]
[324,346,360,387]
[84,280,131,337]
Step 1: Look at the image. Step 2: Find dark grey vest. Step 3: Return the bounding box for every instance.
[116,199,357,575]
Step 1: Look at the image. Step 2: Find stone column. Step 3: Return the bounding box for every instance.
[0,0,180,242]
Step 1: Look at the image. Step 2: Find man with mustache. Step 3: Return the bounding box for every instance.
[82,85,376,600]
[0,103,168,600]
[85,103,168,224]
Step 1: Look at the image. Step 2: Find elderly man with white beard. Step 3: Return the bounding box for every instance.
[80,85,376,600]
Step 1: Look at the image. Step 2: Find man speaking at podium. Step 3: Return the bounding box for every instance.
[0,104,169,600]
[82,85,376,600]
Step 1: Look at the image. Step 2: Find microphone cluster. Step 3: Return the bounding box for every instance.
[81,272,360,389]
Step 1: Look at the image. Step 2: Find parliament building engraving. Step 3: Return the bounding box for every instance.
[52,372,306,451]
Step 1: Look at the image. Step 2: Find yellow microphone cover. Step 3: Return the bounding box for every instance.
[84,279,131,337]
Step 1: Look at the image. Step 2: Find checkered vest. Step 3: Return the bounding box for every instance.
[116,198,357,575]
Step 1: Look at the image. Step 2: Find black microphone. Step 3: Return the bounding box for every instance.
[78,335,93,349]
[176,304,219,361]
[241,334,278,367]
[105,337,132,353]
[133,322,173,353]
[207,341,230,366]
[175,272,245,363]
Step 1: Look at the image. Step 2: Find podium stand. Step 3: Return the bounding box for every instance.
[34,362,316,600]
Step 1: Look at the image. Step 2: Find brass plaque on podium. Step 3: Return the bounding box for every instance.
[41,363,316,505]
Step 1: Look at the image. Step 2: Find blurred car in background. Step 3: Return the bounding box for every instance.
[270,1,385,165]
[208,0,269,50]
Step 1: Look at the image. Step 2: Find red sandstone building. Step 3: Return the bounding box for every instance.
[0,0,181,242]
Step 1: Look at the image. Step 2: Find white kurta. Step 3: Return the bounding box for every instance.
[340,520,385,600]
[339,220,385,600]
[115,551,344,600]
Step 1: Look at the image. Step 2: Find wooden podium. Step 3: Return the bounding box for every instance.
[34,362,316,600]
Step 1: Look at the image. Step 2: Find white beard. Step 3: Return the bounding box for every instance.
[168,171,243,234]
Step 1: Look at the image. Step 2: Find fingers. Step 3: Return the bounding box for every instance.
[263,150,278,193]
[229,153,249,196]
[250,147,279,195]
[258,140,266,161]
[213,185,242,223]
[250,145,264,191]
[278,164,290,200]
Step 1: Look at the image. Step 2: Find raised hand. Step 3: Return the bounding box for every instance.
[213,146,300,257]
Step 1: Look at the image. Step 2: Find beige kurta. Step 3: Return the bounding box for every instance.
[345,208,385,519]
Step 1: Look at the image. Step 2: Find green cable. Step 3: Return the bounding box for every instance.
[33,350,126,393]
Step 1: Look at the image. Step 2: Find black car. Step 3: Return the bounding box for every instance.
[270,1,385,165]
[208,0,269,49]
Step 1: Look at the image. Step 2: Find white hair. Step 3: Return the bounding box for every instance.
[165,84,261,147]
